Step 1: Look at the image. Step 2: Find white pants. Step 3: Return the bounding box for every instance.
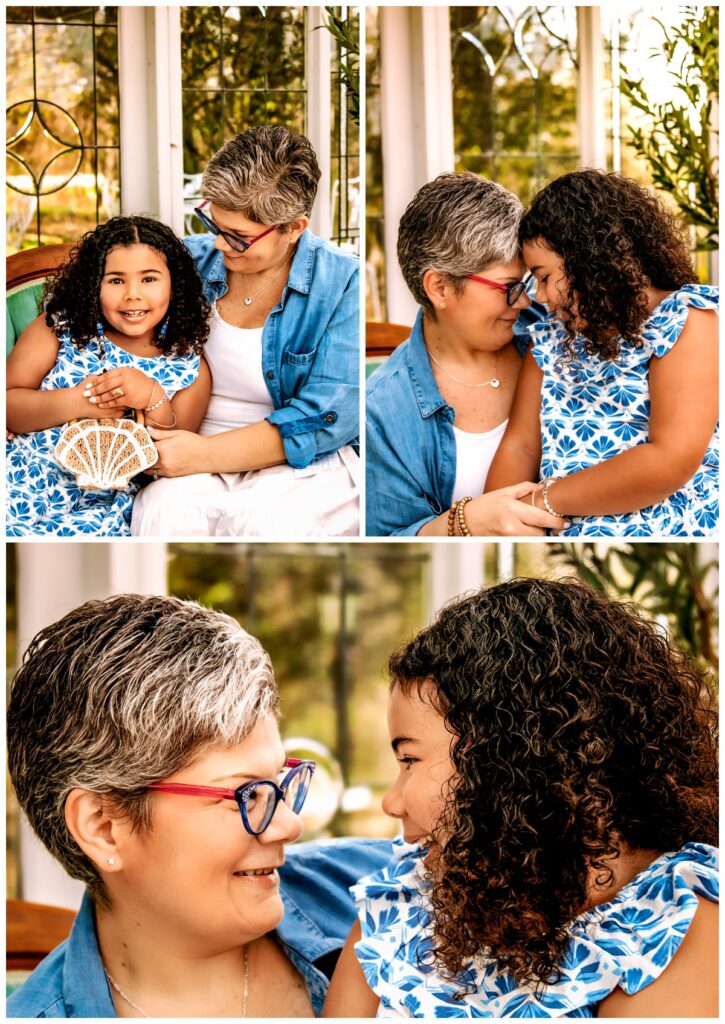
[131,446,360,538]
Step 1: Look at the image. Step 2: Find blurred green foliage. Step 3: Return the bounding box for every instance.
[320,6,359,125]
[620,6,718,250]
[168,543,428,837]
[549,543,719,682]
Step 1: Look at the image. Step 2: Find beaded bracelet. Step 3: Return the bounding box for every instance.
[541,478,562,517]
[455,496,472,537]
[145,384,169,414]
[447,504,457,536]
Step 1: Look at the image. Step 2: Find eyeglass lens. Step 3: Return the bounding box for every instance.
[241,764,313,834]
[195,208,248,253]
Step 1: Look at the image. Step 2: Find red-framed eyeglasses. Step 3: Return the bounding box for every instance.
[194,200,280,253]
[467,273,531,307]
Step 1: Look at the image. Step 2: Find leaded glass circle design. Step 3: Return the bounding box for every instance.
[7,99,83,196]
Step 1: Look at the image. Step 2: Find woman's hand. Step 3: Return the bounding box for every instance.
[465,482,567,536]
[84,368,157,411]
[147,428,211,476]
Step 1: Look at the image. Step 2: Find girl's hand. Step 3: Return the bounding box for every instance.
[72,381,128,419]
[465,482,568,536]
[147,428,210,477]
[83,369,157,411]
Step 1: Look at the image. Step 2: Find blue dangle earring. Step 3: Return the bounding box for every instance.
[95,320,109,361]
[157,317,169,341]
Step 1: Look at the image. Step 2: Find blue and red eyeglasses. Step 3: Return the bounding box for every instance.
[194,200,280,254]
[147,758,315,835]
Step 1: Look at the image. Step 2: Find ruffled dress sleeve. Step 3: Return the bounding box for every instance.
[643,284,719,359]
[570,842,719,999]
[350,840,718,1018]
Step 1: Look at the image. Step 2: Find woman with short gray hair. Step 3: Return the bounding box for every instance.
[7,594,389,1017]
[366,172,566,536]
[132,125,360,538]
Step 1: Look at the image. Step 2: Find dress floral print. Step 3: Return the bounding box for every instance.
[352,838,718,1018]
[530,284,718,537]
[7,319,199,536]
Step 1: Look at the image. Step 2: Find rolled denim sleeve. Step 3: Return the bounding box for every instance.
[266,268,359,469]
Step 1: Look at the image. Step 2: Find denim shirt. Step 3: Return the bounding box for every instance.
[184,230,360,469]
[6,837,392,1018]
[365,303,546,536]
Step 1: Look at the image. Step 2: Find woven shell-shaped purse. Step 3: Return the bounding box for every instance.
[55,415,158,490]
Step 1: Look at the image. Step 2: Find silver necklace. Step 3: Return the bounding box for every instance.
[427,348,501,389]
[104,943,249,1017]
[241,253,293,306]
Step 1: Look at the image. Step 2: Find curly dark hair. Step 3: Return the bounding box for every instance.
[388,577,718,989]
[43,216,210,356]
[519,170,698,359]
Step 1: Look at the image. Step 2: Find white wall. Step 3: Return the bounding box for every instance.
[15,543,168,909]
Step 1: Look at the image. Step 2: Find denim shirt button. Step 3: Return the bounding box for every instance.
[266,371,275,380]
[325,413,335,422]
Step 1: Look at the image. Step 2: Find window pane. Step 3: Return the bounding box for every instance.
[5,7,120,251]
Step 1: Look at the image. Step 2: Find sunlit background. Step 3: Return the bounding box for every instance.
[366,4,718,322]
[6,541,718,908]
[6,5,359,253]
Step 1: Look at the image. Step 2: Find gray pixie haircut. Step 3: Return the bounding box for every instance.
[397,171,524,315]
[201,124,321,225]
[8,594,279,906]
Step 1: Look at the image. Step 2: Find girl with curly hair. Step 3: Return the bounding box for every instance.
[486,170,718,537]
[325,578,718,1018]
[6,216,211,535]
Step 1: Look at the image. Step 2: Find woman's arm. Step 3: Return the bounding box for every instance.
[530,308,718,517]
[6,316,123,432]
[147,419,286,477]
[596,896,717,1017]
[484,351,543,491]
[323,920,380,1018]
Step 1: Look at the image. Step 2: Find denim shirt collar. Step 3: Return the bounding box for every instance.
[61,892,115,1018]
[199,228,315,297]
[405,308,451,420]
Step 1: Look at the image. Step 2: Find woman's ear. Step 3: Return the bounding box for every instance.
[64,789,125,874]
[422,269,450,310]
[286,216,309,244]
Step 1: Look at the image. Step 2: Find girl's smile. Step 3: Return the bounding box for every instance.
[99,243,172,346]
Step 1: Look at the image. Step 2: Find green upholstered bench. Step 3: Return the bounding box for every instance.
[6,243,74,353]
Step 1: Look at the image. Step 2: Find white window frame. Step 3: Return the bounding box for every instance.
[117,6,335,240]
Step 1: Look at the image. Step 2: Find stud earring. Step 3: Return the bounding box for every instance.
[107,856,116,866]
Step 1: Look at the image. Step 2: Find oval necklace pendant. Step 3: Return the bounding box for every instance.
[490,378,501,389]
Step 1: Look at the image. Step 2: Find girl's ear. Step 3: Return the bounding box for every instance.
[64,789,126,874]
[422,269,451,310]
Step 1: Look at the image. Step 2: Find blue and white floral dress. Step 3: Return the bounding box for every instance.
[7,321,199,536]
[352,838,718,1018]
[531,284,718,536]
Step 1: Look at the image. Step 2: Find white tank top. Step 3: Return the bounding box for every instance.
[199,302,275,437]
[451,419,508,502]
